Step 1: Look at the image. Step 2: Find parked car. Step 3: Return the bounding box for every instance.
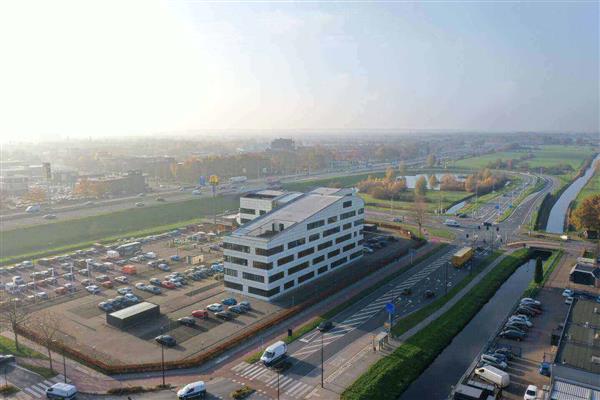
[499,329,526,341]
[192,310,209,319]
[207,303,223,312]
[424,290,435,299]
[100,281,113,289]
[480,354,507,370]
[539,361,551,376]
[523,385,538,400]
[146,285,162,294]
[318,320,334,332]
[215,311,232,320]
[509,315,533,327]
[155,335,177,347]
[162,281,176,289]
[178,317,197,327]
[565,296,574,305]
[520,297,541,307]
[114,276,128,284]
[238,301,251,311]
[562,289,574,297]
[135,282,147,290]
[228,305,245,314]
[98,302,113,312]
[85,285,100,294]
[221,298,237,306]
[158,264,171,272]
[149,278,161,286]
[505,320,529,331]
[516,307,537,317]
[177,381,206,399]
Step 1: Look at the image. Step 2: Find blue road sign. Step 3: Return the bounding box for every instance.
[495,204,500,209]
[385,303,395,314]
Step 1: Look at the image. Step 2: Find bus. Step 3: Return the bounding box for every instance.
[116,242,142,257]
[452,247,473,268]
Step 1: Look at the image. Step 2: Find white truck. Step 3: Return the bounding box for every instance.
[261,341,287,366]
[229,176,247,184]
[473,365,510,388]
[45,383,77,400]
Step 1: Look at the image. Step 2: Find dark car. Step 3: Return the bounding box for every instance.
[155,335,177,347]
[222,297,237,306]
[424,290,435,299]
[178,317,196,327]
[539,361,551,376]
[499,329,526,341]
[318,321,334,332]
[516,307,537,317]
[400,288,412,296]
[215,311,233,320]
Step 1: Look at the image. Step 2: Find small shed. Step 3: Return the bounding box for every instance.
[107,302,160,329]
[569,263,600,287]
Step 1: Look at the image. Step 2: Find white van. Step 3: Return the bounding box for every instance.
[474,365,510,388]
[46,383,77,400]
[444,219,460,227]
[26,204,41,213]
[177,381,206,399]
[261,341,287,366]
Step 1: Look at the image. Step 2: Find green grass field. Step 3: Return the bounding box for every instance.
[573,160,600,207]
[0,195,239,263]
[360,190,470,213]
[454,145,594,172]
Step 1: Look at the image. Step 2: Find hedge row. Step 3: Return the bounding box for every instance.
[342,248,532,400]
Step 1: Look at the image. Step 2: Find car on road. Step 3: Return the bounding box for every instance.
[192,310,209,319]
[135,202,145,207]
[85,285,100,294]
[43,214,57,220]
[523,385,538,400]
[400,288,412,296]
[562,289,574,297]
[156,197,166,202]
[499,329,526,341]
[318,321,334,332]
[178,317,197,327]
[207,303,223,313]
[177,381,206,399]
[363,247,374,254]
[215,311,232,320]
[424,290,435,299]
[222,297,237,306]
[155,335,177,347]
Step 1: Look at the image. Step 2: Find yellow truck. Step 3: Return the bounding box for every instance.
[452,247,474,268]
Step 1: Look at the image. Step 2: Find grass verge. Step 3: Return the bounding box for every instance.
[245,244,449,363]
[18,362,57,379]
[0,385,19,394]
[0,336,46,359]
[341,248,531,400]
[522,250,563,298]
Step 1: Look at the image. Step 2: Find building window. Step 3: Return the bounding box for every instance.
[284,280,295,290]
[259,210,266,215]
[224,281,243,291]
[331,257,348,268]
[318,266,328,274]
[343,243,356,252]
[323,227,340,237]
[327,216,338,224]
[248,286,280,297]
[278,254,294,267]
[240,218,252,224]
[224,268,238,277]
[253,261,273,270]
[335,234,352,244]
[256,245,284,256]
[309,233,320,242]
[298,271,314,284]
[288,238,306,249]
[318,240,333,251]
[354,219,364,226]
[269,271,284,283]
[343,200,352,208]
[222,242,250,253]
[307,220,325,230]
[328,249,340,258]
[224,255,248,266]
[350,250,363,260]
[240,207,255,215]
[288,261,309,275]
[298,247,315,258]
[243,272,265,283]
[358,239,364,245]
[312,255,325,265]
[340,210,356,220]
[343,223,352,230]
[358,208,364,214]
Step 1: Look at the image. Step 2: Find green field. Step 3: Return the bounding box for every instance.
[359,190,470,213]
[0,195,239,264]
[282,172,386,192]
[573,160,600,207]
[454,145,594,172]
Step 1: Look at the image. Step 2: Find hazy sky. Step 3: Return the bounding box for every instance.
[1,1,598,140]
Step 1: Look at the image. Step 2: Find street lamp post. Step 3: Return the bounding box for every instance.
[445,262,449,296]
[160,343,165,386]
[321,331,324,388]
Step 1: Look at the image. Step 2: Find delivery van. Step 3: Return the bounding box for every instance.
[473,365,510,388]
[177,381,206,399]
[46,383,77,400]
[261,341,287,366]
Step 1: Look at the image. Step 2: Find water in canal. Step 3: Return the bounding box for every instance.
[546,153,600,234]
[446,201,467,215]
[400,259,536,400]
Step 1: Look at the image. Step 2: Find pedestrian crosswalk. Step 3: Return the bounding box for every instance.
[290,246,456,358]
[232,362,313,399]
[16,375,69,399]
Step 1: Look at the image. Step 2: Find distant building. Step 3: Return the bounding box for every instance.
[223,187,364,301]
[81,170,146,196]
[0,175,29,195]
[270,138,296,152]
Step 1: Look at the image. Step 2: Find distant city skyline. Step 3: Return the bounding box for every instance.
[0,1,598,140]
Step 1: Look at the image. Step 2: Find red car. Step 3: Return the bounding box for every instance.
[100,280,113,289]
[161,281,176,289]
[191,310,208,319]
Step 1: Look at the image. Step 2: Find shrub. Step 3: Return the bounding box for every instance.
[231,385,255,399]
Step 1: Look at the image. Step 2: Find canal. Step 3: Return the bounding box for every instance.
[546,153,600,234]
[400,257,542,400]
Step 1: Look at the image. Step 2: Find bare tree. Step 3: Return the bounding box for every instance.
[412,196,427,239]
[31,311,60,371]
[0,294,30,352]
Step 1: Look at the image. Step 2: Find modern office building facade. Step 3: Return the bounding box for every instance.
[223,188,365,300]
[238,189,302,224]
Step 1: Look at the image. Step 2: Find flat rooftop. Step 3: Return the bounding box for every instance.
[242,190,287,200]
[556,299,600,375]
[109,302,159,319]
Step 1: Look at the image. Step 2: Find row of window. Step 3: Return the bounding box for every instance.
[222,242,250,253]
[306,206,362,232]
[224,280,281,298]
[224,255,248,266]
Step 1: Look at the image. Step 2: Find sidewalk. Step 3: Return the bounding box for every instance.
[305,249,514,400]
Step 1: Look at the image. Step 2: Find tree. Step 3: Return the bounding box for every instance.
[426,154,437,167]
[534,257,543,284]
[23,187,46,203]
[428,174,439,189]
[572,194,600,257]
[398,161,407,177]
[0,294,30,352]
[30,311,61,371]
[412,196,427,238]
[414,176,428,197]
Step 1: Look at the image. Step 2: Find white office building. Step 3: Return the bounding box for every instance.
[238,190,302,224]
[223,188,365,300]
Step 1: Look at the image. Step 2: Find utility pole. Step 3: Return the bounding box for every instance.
[321,331,324,388]
[161,343,165,386]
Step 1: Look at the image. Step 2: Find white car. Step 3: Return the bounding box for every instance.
[520,298,541,307]
[509,316,533,327]
[207,303,223,312]
[523,384,538,400]
[565,296,574,305]
[562,289,574,297]
[85,285,100,294]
